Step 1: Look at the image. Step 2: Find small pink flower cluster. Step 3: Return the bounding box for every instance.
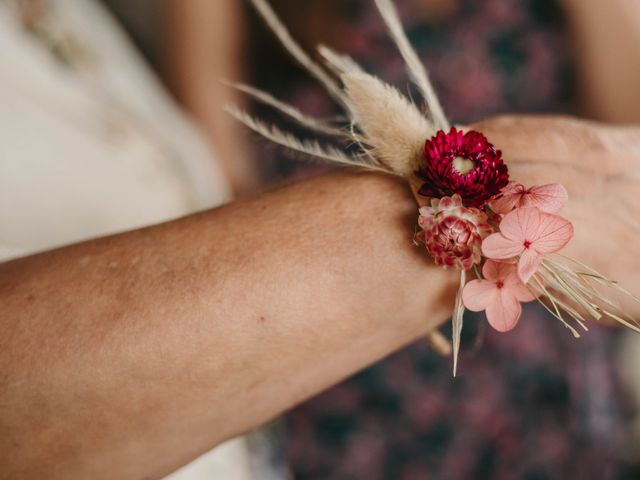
[416,128,575,333]
[417,195,492,271]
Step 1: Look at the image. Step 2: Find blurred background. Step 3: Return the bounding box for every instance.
[2,0,640,478]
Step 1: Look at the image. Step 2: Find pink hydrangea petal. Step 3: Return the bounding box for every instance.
[482,233,524,260]
[481,259,513,281]
[504,268,538,302]
[518,248,543,284]
[481,259,499,281]
[498,207,542,243]
[530,213,574,254]
[486,261,536,301]
[490,182,525,214]
[485,292,523,332]
[521,184,568,214]
[464,261,533,332]
[490,193,520,215]
[462,279,497,312]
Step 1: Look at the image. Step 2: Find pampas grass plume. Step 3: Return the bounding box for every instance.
[342,72,435,177]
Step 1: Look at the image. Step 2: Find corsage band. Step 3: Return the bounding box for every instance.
[228,0,640,375]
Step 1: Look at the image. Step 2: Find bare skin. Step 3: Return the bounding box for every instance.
[0,171,456,479]
[166,0,259,197]
[560,0,640,123]
[0,116,639,479]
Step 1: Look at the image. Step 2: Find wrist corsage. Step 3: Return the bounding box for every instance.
[229,0,640,375]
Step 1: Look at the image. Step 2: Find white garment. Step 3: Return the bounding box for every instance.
[0,1,252,478]
[0,0,230,259]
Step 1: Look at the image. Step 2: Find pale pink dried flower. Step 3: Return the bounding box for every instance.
[462,260,537,332]
[482,207,574,283]
[418,194,492,270]
[490,182,568,215]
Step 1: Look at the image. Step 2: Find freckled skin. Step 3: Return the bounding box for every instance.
[0,171,456,480]
[0,115,639,479]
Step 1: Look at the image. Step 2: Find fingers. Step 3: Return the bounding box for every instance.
[471,114,640,179]
[468,115,640,297]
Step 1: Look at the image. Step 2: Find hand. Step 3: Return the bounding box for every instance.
[473,115,640,314]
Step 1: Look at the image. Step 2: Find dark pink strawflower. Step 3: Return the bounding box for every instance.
[416,128,509,208]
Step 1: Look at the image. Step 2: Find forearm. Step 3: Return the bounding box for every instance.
[0,171,455,479]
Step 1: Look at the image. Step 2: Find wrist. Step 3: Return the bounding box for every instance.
[313,170,457,333]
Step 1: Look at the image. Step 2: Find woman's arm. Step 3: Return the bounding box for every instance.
[2,116,639,479]
[0,171,456,479]
[166,0,258,197]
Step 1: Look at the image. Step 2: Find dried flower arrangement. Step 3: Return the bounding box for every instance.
[228,0,640,375]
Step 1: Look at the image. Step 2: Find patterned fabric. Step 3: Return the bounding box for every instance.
[251,0,639,478]
[287,308,636,479]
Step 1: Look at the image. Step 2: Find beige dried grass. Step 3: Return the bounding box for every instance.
[373,0,449,131]
[226,105,389,172]
[342,72,435,177]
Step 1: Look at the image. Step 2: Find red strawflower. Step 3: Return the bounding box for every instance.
[415,128,509,208]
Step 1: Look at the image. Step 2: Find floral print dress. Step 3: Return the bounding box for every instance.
[250,0,639,478]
